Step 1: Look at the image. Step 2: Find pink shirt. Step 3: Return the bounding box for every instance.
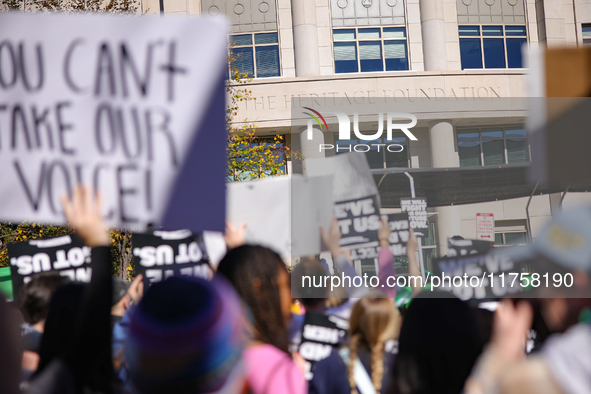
[243,344,306,394]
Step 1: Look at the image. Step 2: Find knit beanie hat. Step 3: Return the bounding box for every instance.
[125,276,248,394]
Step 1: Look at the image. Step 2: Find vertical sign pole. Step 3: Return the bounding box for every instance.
[404,172,426,283]
[160,0,164,15]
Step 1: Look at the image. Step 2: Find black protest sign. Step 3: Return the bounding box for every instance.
[0,13,228,232]
[447,238,493,257]
[335,195,381,249]
[132,230,212,287]
[299,312,349,380]
[431,253,527,299]
[400,197,428,237]
[8,234,91,300]
[350,213,409,260]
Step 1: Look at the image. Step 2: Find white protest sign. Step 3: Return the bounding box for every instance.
[476,213,495,241]
[227,175,333,258]
[0,13,228,230]
[306,153,382,250]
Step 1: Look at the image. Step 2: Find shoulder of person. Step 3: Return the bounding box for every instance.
[498,357,565,394]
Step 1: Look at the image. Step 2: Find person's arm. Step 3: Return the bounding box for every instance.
[377,219,396,298]
[406,228,422,297]
[321,218,357,286]
[60,186,114,386]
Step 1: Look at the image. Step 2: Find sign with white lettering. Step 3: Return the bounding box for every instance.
[350,212,409,260]
[132,230,212,288]
[400,197,427,237]
[335,195,381,249]
[299,312,348,380]
[0,13,228,232]
[8,234,90,299]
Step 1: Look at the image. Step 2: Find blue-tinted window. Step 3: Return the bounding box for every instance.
[385,41,408,70]
[460,38,483,69]
[459,26,480,36]
[458,126,529,167]
[483,38,505,68]
[506,38,526,68]
[334,42,358,73]
[230,32,280,78]
[459,25,526,70]
[256,46,280,77]
[333,27,408,74]
[359,41,383,72]
[230,47,254,77]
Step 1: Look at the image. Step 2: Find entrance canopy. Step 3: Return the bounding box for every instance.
[373,163,591,208]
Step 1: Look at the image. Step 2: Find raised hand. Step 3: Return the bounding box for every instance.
[60,185,110,247]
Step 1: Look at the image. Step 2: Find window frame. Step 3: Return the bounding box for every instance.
[458,25,528,70]
[229,31,281,79]
[456,125,530,167]
[332,26,410,74]
[583,24,591,47]
[334,131,411,169]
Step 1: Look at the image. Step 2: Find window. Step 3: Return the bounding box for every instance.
[230,32,280,78]
[459,25,527,69]
[495,232,527,246]
[457,126,529,167]
[583,24,591,47]
[333,27,409,74]
[335,132,409,169]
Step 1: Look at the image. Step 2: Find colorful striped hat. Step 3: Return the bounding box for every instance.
[125,276,249,394]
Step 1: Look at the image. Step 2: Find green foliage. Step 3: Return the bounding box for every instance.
[0,222,72,268]
[0,0,138,13]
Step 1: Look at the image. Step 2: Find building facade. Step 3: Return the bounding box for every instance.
[149,0,591,274]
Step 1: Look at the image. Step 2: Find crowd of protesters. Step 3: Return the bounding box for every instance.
[0,185,590,394]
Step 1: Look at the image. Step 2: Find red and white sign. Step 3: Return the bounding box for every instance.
[476,213,495,241]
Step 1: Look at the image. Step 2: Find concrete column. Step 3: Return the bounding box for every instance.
[300,126,325,174]
[419,0,448,71]
[429,120,460,256]
[291,0,320,77]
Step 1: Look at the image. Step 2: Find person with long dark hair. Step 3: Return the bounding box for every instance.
[389,292,484,394]
[216,245,306,394]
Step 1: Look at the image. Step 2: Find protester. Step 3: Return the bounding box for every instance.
[26,186,116,394]
[111,275,144,330]
[0,298,21,394]
[389,291,484,394]
[18,273,70,379]
[124,276,248,394]
[216,245,307,394]
[464,207,591,394]
[309,294,400,394]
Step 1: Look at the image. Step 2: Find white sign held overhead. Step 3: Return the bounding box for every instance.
[226,175,333,258]
[0,13,228,231]
[476,213,495,241]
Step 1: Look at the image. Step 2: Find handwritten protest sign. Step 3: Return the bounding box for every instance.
[8,234,90,299]
[0,13,228,232]
[400,197,427,237]
[133,230,213,288]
